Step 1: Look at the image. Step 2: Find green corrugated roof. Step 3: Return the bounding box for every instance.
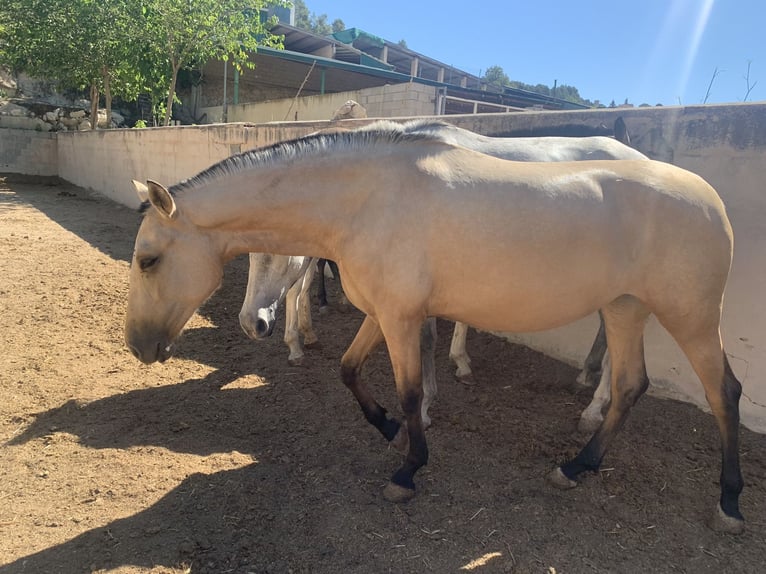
[331,28,385,47]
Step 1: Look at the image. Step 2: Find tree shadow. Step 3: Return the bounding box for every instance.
[0,179,141,264]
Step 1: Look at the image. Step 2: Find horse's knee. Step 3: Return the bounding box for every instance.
[340,360,361,389]
[578,409,604,434]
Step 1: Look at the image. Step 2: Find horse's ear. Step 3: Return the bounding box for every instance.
[132,180,149,202]
[146,180,178,220]
[614,116,631,145]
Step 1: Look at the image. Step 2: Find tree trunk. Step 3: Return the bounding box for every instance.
[102,66,112,128]
[89,84,99,130]
[165,64,180,127]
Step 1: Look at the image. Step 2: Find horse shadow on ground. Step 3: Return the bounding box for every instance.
[4,323,393,573]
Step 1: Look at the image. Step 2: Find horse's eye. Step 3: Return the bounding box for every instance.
[139,256,159,271]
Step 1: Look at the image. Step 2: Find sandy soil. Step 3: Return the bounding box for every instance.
[1,178,765,574]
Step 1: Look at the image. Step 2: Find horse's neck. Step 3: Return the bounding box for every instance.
[184,161,368,261]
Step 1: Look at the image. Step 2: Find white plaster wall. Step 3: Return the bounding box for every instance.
[200,83,437,125]
[56,123,327,209]
[0,128,58,176]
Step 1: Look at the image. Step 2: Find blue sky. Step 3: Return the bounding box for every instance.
[303,0,764,106]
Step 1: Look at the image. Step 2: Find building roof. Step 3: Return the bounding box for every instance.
[201,19,589,113]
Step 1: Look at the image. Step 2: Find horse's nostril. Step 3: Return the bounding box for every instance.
[255,318,270,336]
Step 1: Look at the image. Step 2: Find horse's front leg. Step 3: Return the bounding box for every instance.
[340,315,401,442]
[378,316,428,503]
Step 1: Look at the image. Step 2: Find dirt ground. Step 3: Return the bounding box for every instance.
[1,178,765,574]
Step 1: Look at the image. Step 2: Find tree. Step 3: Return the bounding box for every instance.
[1,0,285,127]
[332,19,346,33]
[291,1,344,35]
[140,0,285,125]
[292,0,311,29]
[482,65,510,89]
[0,0,140,128]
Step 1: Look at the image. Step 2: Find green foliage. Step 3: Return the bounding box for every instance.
[483,65,510,89]
[140,0,286,124]
[134,119,147,128]
[482,65,597,108]
[292,0,311,29]
[0,0,286,126]
[291,0,344,35]
[1,0,139,97]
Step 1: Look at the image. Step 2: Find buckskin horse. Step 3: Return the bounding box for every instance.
[124,125,745,533]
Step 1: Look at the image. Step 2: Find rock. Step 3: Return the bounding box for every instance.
[0,115,40,129]
[331,100,367,120]
[0,102,30,117]
[59,116,79,129]
[77,120,92,130]
[34,118,52,132]
[70,110,87,119]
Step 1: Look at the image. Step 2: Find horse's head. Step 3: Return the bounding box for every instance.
[125,180,224,364]
[239,253,310,340]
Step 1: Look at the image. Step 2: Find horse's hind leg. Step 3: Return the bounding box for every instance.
[665,323,744,533]
[449,322,473,381]
[576,311,608,386]
[550,295,650,486]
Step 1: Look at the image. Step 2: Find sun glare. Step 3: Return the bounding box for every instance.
[641,0,715,104]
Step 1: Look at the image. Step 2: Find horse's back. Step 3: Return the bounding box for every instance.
[394,152,733,331]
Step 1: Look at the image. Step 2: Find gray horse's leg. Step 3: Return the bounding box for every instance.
[576,311,608,386]
[449,322,473,380]
[578,350,611,433]
[318,259,348,313]
[550,296,650,486]
[327,259,350,307]
[297,260,319,347]
[283,281,306,365]
[317,259,330,313]
[420,318,438,429]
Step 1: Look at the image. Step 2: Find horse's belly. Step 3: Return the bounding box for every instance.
[430,283,605,333]
[427,248,623,333]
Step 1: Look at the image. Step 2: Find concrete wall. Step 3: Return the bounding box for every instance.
[0,128,58,176]
[7,102,766,432]
[200,83,437,124]
[56,122,328,208]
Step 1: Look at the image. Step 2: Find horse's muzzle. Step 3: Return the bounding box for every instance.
[239,307,276,340]
[126,332,173,364]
